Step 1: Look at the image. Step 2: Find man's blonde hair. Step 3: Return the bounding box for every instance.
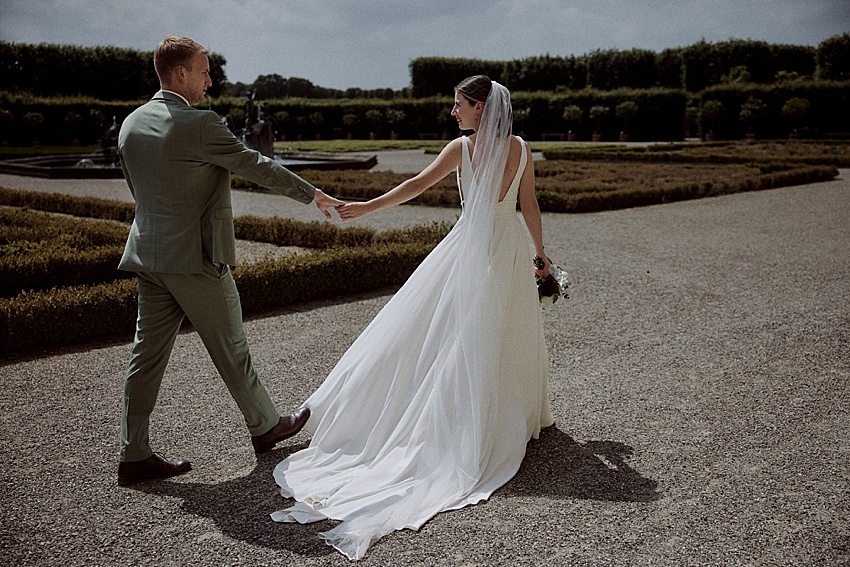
[154,35,209,83]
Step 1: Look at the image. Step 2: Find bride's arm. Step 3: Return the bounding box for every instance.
[337,139,463,220]
[517,142,550,277]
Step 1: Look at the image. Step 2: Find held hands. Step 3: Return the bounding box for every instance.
[336,202,372,221]
[314,189,344,219]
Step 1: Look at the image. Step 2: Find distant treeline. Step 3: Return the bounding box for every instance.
[410,34,850,97]
[2,34,848,102]
[224,75,408,100]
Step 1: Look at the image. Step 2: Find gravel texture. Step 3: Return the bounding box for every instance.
[0,156,848,566]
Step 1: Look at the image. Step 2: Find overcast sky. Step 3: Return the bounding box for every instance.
[1,0,847,90]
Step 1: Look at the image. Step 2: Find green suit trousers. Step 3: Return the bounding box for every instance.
[120,262,278,462]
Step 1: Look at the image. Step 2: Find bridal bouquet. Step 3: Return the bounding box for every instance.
[535,261,570,305]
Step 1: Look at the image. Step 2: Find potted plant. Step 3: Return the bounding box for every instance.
[366,109,383,140]
[589,105,610,141]
[386,108,406,140]
[64,111,84,146]
[22,111,45,148]
[562,105,582,141]
[700,100,725,141]
[781,97,810,139]
[615,100,638,141]
[342,113,359,140]
[273,110,290,140]
[738,96,767,140]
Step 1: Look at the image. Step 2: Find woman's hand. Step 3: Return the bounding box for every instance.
[336,202,372,221]
[533,254,551,278]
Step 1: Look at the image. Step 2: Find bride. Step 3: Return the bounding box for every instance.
[272,75,556,560]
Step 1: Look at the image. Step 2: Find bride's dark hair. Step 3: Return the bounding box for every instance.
[455,75,492,104]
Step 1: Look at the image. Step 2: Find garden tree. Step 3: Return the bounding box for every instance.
[224,81,252,97]
[562,105,583,133]
[781,97,810,135]
[738,96,768,136]
[21,112,45,141]
[252,74,319,98]
[700,99,725,138]
[817,32,850,81]
[342,113,359,137]
[310,111,325,137]
[365,108,383,137]
[589,105,610,139]
[386,108,406,138]
[513,107,531,135]
[615,100,639,137]
[342,87,400,100]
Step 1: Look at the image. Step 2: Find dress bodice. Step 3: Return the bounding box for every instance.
[458,135,527,217]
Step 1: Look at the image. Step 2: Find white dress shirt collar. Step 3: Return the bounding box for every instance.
[161,90,191,106]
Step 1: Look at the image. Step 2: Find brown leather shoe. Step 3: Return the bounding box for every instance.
[117,453,192,487]
[252,407,311,454]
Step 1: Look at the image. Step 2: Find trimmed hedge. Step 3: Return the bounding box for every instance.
[542,140,850,167]
[0,187,452,354]
[233,215,377,248]
[0,246,128,298]
[0,206,132,296]
[0,241,435,355]
[534,164,837,213]
[0,278,140,354]
[0,185,136,221]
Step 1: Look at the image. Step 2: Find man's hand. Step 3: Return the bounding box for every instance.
[313,189,344,219]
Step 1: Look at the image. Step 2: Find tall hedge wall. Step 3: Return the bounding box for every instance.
[0,41,228,100]
[410,35,849,97]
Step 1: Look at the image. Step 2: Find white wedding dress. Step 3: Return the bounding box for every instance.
[272,135,554,560]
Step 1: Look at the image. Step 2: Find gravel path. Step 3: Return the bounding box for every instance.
[0,158,848,565]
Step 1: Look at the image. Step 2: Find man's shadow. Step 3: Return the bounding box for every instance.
[136,442,336,558]
[504,426,661,502]
[136,428,659,555]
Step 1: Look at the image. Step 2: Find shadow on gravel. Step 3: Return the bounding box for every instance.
[134,442,336,558]
[505,427,662,502]
[132,427,660,557]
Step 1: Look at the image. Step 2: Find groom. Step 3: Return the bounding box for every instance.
[116,35,342,487]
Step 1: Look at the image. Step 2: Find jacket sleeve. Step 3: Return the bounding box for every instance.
[199,111,316,204]
[118,152,136,198]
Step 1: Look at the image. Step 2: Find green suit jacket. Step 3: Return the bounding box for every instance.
[117,90,316,274]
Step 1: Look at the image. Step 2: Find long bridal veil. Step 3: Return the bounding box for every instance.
[271,82,548,561]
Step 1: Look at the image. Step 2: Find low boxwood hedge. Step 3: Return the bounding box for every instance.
[0,239,437,355]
